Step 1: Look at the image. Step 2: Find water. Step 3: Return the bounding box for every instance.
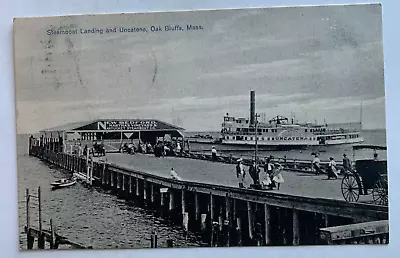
[17,135,206,250]
[186,129,387,161]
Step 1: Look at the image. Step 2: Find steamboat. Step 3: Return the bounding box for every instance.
[220,91,364,149]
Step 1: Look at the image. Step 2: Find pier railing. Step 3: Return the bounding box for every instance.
[27,139,389,247]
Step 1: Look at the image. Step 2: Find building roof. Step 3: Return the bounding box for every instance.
[40,119,185,133]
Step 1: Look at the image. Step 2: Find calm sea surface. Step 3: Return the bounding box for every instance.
[17,129,386,250]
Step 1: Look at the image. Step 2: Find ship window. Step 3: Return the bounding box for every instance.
[261,137,264,140]
[233,136,235,140]
[245,137,247,140]
[271,137,274,140]
[246,120,249,123]
[267,137,270,140]
[305,129,308,132]
[266,129,268,132]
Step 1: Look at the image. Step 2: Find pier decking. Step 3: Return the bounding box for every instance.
[27,139,389,247]
[106,153,347,201]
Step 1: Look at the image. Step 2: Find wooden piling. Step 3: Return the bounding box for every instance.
[264,204,271,245]
[150,183,154,203]
[169,189,175,212]
[210,193,214,246]
[247,201,253,241]
[143,180,148,201]
[183,212,189,232]
[201,214,207,232]
[236,217,242,246]
[111,171,114,187]
[225,196,230,246]
[38,187,45,249]
[116,173,121,190]
[135,177,139,197]
[122,174,125,191]
[161,192,165,207]
[293,209,300,245]
[50,219,56,249]
[181,190,186,220]
[129,176,132,194]
[194,192,199,222]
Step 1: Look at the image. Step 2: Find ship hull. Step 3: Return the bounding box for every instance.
[220,137,364,150]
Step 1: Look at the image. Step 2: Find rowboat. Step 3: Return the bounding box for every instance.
[51,178,76,189]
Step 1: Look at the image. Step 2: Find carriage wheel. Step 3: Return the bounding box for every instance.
[341,174,360,202]
[372,179,388,206]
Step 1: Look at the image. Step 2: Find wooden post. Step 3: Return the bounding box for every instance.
[225,196,231,246]
[183,212,189,232]
[292,209,300,245]
[169,189,175,212]
[111,172,114,187]
[236,217,242,246]
[201,214,207,232]
[122,174,125,191]
[194,192,199,222]
[101,163,105,185]
[26,188,34,250]
[210,193,214,247]
[38,187,45,249]
[264,204,271,245]
[161,192,165,207]
[150,183,154,203]
[247,201,253,240]
[143,180,147,201]
[26,189,30,231]
[129,176,132,194]
[89,159,93,186]
[117,173,121,189]
[181,190,186,219]
[50,219,56,249]
[135,177,139,196]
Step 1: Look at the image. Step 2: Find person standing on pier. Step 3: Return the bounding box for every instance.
[211,146,217,162]
[342,153,351,174]
[176,142,181,154]
[313,153,322,175]
[236,159,246,188]
[327,157,339,179]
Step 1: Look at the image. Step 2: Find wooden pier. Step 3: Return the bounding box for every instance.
[28,138,389,247]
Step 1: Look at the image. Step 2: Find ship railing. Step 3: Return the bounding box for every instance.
[180,151,344,174]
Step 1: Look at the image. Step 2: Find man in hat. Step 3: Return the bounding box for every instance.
[342,153,351,174]
[236,158,246,188]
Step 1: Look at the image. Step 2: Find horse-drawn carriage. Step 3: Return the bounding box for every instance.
[340,145,388,206]
[90,141,106,157]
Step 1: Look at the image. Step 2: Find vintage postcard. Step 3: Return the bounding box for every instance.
[14,4,388,250]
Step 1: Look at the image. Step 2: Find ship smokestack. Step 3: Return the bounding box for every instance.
[250,90,256,126]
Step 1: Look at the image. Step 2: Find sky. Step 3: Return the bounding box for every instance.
[14,4,386,133]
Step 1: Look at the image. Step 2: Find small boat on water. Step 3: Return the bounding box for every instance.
[51,178,76,189]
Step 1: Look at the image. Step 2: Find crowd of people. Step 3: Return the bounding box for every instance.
[312,152,354,180]
[121,140,184,158]
[235,155,285,190]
